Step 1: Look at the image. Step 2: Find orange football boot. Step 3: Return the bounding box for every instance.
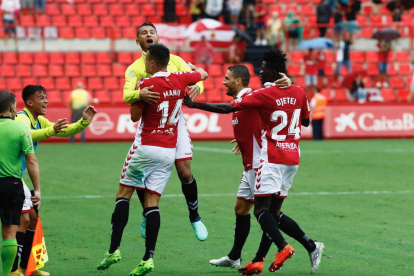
[269,243,295,272]
[238,258,264,275]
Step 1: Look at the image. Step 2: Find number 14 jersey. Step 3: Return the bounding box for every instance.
[134,70,201,148]
[232,84,310,165]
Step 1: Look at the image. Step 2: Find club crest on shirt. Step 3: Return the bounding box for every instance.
[232,117,239,126]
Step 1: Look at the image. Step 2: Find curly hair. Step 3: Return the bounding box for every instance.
[22,85,46,103]
[263,49,287,74]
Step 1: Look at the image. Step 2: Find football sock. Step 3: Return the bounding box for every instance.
[252,232,272,263]
[278,212,316,253]
[228,213,250,260]
[11,231,25,271]
[143,207,160,261]
[136,189,145,209]
[181,176,200,222]
[256,210,287,252]
[2,239,18,276]
[19,229,34,269]
[109,197,130,254]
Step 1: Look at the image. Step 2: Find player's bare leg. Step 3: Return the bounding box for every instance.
[210,199,253,269]
[97,186,135,271]
[175,159,208,241]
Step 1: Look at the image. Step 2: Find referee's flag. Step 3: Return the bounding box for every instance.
[25,217,49,276]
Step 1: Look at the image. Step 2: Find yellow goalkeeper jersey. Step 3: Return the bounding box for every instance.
[123,51,204,104]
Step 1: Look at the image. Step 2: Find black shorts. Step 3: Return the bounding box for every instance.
[0,177,24,225]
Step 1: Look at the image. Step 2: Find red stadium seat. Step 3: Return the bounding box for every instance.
[80,52,96,64]
[46,91,62,104]
[55,78,71,90]
[65,65,80,77]
[124,4,140,15]
[7,78,23,91]
[84,16,99,27]
[176,4,187,16]
[33,52,49,65]
[250,76,262,90]
[196,92,207,102]
[333,88,348,102]
[48,65,64,77]
[285,5,298,14]
[52,15,67,27]
[367,63,379,75]
[294,76,306,88]
[241,63,255,74]
[91,27,106,39]
[269,5,282,14]
[387,64,396,75]
[20,15,35,27]
[68,15,83,27]
[350,51,364,63]
[369,15,382,25]
[397,89,410,101]
[389,76,404,88]
[65,52,80,64]
[3,52,18,64]
[117,52,132,64]
[381,89,396,102]
[123,27,136,39]
[94,90,111,103]
[179,16,193,24]
[356,15,367,25]
[18,52,33,65]
[156,4,165,15]
[71,78,87,89]
[116,16,130,27]
[76,27,91,38]
[46,4,60,15]
[362,5,372,15]
[88,77,104,90]
[36,15,51,27]
[49,52,64,64]
[212,52,224,64]
[96,52,112,64]
[32,65,48,77]
[81,64,96,77]
[207,89,223,102]
[301,5,315,16]
[0,65,15,77]
[111,91,124,103]
[352,63,364,72]
[147,16,162,23]
[289,51,303,63]
[178,52,193,63]
[141,4,156,16]
[39,77,55,90]
[16,65,31,77]
[365,51,379,63]
[207,64,223,77]
[77,4,92,15]
[59,27,75,39]
[398,64,412,75]
[104,77,119,89]
[100,16,114,27]
[23,77,38,87]
[132,52,142,61]
[361,28,373,38]
[402,15,413,25]
[93,4,108,15]
[96,64,112,77]
[202,78,214,89]
[119,0,133,3]
[302,27,313,39]
[109,4,124,15]
[320,89,332,101]
[288,64,301,76]
[324,51,335,63]
[112,64,125,77]
[61,4,76,15]
[395,51,409,62]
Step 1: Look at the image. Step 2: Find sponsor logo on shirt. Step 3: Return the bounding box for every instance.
[128,70,135,79]
[232,117,238,126]
[276,141,298,151]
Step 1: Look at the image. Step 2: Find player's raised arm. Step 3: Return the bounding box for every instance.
[183,95,235,114]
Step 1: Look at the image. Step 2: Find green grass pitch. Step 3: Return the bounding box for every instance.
[5,140,414,275]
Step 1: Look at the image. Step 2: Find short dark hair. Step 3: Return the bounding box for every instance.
[228,65,250,86]
[147,44,170,68]
[263,49,287,74]
[0,90,16,113]
[137,22,157,38]
[22,85,46,104]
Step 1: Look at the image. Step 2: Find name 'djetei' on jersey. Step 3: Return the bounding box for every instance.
[163,89,181,98]
[276,97,297,107]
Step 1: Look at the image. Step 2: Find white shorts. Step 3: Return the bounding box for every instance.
[175,111,193,161]
[22,182,33,213]
[254,160,298,198]
[119,142,176,196]
[237,169,257,203]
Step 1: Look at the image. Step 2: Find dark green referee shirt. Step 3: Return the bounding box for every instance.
[0,117,34,179]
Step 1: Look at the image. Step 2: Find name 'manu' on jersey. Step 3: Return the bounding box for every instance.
[232,88,262,171]
[231,85,310,165]
[134,70,201,148]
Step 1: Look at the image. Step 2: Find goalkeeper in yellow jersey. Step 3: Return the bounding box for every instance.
[10,85,97,276]
[120,22,208,245]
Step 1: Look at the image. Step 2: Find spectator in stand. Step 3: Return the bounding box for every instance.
[341,0,361,38]
[227,0,243,24]
[194,36,214,65]
[204,0,223,20]
[284,11,303,48]
[242,0,255,27]
[189,0,205,22]
[228,36,245,63]
[391,0,404,22]
[317,49,326,85]
[267,12,282,48]
[335,38,353,77]
[69,82,92,144]
[304,48,319,94]
[333,1,344,42]
[376,39,391,88]
[34,0,45,14]
[372,0,382,15]
[310,88,327,140]
[351,73,367,103]
[253,0,267,45]
[1,0,20,46]
[317,0,332,37]
[21,0,34,14]
[164,0,177,22]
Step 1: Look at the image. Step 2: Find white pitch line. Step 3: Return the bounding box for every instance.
[42,190,414,200]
